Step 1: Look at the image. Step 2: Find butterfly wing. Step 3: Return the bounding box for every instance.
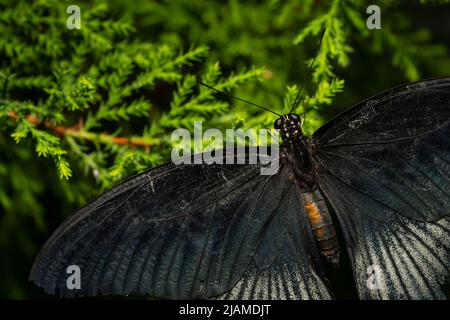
[314,77,450,299]
[218,171,332,300]
[318,174,449,299]
[30,148,332,299]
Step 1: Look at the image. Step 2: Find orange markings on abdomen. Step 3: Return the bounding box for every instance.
[302,190,340,267]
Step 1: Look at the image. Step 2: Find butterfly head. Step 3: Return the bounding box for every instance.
[274,114,304,141]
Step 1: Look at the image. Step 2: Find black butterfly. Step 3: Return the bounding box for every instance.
[30,76,450,300]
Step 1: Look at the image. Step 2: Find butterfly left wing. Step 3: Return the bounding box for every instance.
[313,77,450,299]
[30,148,332,299]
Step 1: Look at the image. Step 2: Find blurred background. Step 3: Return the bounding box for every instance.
[0,0,449,299]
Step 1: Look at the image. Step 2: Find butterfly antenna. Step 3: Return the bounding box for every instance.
[289,28,327,114]
[267,129,279,141]
[199,82,282,117]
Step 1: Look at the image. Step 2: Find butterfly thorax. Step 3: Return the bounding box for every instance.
[275,114,318,189]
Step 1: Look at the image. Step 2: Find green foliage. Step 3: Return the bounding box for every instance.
[0,0,449,298]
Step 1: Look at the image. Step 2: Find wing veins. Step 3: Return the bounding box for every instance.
[318,151,429,220]
[318,119,450,149]
[377,228,412,299]
[221,174,277,289]
[187,202,217,298]
[316,157,403,223]
[321,149,444,212]
[146,172,261,223]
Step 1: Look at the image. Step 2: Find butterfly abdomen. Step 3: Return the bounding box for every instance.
[302,190,340,267]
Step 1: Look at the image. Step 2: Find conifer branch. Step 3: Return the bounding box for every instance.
[7,111,159,148]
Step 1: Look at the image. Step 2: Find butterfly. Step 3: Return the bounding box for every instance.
[29,74,450,300]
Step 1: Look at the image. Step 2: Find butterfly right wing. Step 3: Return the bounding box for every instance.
[313,77,450,299]
[318,173,449,299]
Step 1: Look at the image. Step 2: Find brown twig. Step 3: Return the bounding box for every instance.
[7,111,158,148]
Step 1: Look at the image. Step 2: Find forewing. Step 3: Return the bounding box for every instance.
[31,148,331,299]
[314,77,450,222]
[314,77,450,299]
